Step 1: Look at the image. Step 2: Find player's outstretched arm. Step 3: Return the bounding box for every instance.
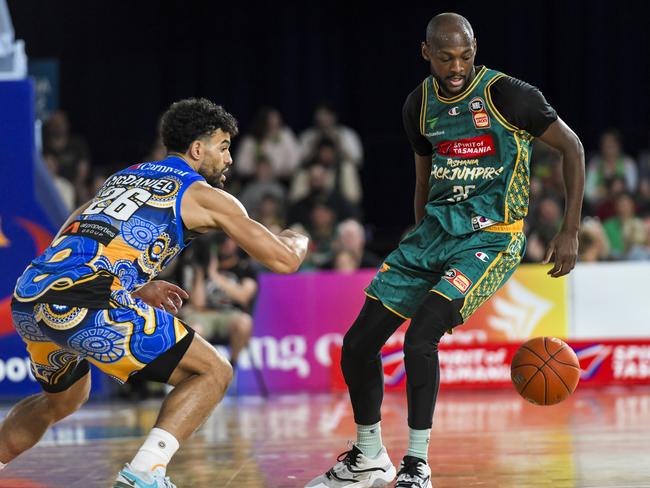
[181,182,308,274]
[537,117,585,277]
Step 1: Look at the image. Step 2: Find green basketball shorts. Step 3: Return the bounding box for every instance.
[366,216,526,323]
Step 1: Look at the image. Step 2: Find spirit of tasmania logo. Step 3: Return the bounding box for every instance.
[436,134,496,159]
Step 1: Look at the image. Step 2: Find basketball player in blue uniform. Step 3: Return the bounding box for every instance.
[0,98,309,487]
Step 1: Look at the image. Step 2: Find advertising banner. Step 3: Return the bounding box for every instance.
[235,265,568,394]
[330,339,650,391]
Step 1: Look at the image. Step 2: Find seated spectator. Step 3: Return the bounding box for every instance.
[306,203,338,268]
[578,218,610,262]
[233,106,300,181]
[521,231,546,264]
[594,176,627,221]
[42,152,75,211]
[333,249,360,273]
[287,162,361,228]
[324,219,381,270]
[299,102,363,168]
[41,110,91,205]
[289,137,362,204]
[238,155,286,214]
[530,140,564,201]
[585,129,638,206]
[625,224,650,260]
[636,178,650,218]
[253,193,285,235]
[603,193,647,260]
[182,234,257,369]
[531,196,563,250]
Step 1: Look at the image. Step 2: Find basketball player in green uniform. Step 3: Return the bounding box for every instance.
[306,12,584,488]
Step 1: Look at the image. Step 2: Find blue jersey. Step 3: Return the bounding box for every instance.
[13,156,205,308]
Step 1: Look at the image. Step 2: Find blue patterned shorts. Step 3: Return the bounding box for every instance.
[11,292,192,392]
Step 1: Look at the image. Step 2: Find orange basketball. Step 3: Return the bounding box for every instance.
[510,337,581,405]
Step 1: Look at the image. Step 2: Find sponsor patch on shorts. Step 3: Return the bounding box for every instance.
[443,268,472,294]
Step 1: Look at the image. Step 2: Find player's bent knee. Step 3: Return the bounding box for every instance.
[207,349,234,392]
[46,374,91,421]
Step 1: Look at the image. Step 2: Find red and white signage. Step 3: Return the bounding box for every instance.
[331,339,650,391]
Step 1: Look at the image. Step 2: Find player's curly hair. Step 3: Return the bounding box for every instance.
[161,98,239,153]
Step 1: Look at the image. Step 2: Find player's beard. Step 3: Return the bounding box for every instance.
[201,168,226,189]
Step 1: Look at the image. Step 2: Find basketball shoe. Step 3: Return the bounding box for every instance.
[395,456,432,488]
[305,444,396,487]
[113,463,177,488]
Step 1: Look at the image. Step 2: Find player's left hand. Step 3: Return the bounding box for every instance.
[133,280,190,315]
[543,229,579,278]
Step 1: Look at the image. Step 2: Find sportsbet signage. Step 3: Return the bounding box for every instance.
[235,265,569,395]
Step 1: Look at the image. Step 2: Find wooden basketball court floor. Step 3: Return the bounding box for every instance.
[1,385,649,487]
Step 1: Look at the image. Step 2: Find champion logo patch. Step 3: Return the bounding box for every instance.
[475,252,489,262]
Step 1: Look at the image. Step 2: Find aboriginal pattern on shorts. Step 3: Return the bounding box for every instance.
[12,297,189,387]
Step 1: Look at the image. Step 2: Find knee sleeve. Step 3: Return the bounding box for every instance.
[341,343,383,391]
[341,297,404,391]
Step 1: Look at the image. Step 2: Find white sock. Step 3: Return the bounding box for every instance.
[130,428,179,475]
[0,461,6,471]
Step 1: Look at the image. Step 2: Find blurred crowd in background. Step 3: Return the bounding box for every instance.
[41,104,650,271]
[38,104,650,386]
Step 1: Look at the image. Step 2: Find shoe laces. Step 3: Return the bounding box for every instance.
[396,457,426,485]
[324,445,362,480]
[337,445,362,468]
[155,474,176,488]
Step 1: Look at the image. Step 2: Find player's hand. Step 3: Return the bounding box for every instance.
[133,280,190,315]
[543,229,579,278]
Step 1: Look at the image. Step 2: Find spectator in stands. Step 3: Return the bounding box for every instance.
[299,102,363,168]
[324,219,381,270]
[531,196,563,249]
[602,193,646,259]
[578,218,610,262]
[306,203,338,268]
[333,249,361,273]
[287,162,360,228]
[585,129,638,206]
[636,178,650,218]
[238,155,286,214]
[253,193,285,235]
[41,110,91,205]
[233,106,300,181]
[42,152,75,211]
[289,137,362,204]
[530,140,565,201]
[182,235,257,369]
[594,176,627,221]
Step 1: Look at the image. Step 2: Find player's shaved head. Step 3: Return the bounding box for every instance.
[426,12,474,47]
[421,13,477,96]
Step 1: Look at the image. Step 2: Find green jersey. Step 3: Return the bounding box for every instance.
[403,66,558,236]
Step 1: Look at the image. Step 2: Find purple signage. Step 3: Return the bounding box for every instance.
[233,270,377,395]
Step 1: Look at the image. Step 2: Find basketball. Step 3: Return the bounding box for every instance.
[510,337,581,405]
